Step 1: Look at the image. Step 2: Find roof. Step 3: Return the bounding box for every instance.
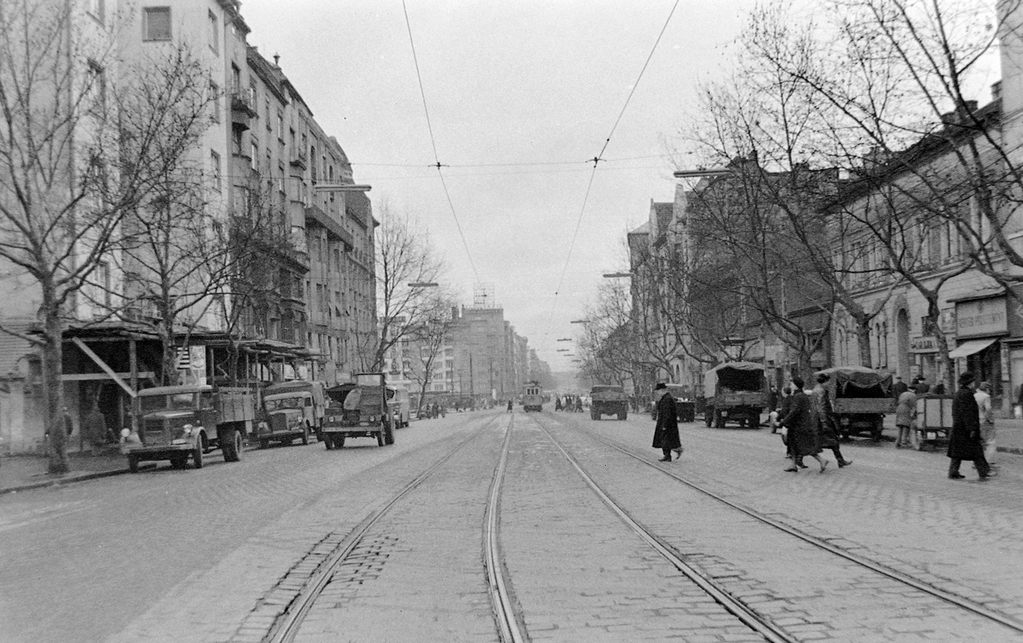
[706,361,764,373]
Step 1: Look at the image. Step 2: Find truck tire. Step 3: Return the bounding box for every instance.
[302,424,310,445]
[324,435,334,450]
[714,410,725,429]
[259,439,270,449]
[336,435,345,448]
[221,428,241,462]
[128,455,139,473]
[705,411,713,427]
[871,417,884,442]
[376,430,385,447]
[192,442,204,469]
[591,410,599,420]
[170,455,187,469]
[384,420,395,445]
[618,410,627,421]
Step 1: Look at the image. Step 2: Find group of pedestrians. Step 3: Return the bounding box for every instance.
[554,395,583,412]
[775,374,853,473]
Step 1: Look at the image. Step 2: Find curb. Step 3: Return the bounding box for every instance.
[0,440,285,496]
[0,462,156,496]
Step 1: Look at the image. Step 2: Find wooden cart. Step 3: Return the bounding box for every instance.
[913,395,954,450]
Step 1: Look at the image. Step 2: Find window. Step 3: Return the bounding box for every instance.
[266,99,271,131]
[208,10,219,53]
[278,162,286,194]
[143,7,171,41]
[209,81,220,123]
[231,64,241,93]
[211,150,221,191]
[87,0,105,24]
[277,112,284,140]
[86,60,106,112]
[250,140,258,170]
[95,261,111,308]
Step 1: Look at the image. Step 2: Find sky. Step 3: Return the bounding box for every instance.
[240,0,752,372]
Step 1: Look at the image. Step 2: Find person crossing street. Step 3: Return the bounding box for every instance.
[651,383,683,462]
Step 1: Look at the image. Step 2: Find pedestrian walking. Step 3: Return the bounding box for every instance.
[948,371,995,480]
[651,383,683,462]
[974,381,997,466]
[779,376,827,473]
[811,373,852,467]
[507,399,513,412]
[894,387,917,448]
[555,396,563,411]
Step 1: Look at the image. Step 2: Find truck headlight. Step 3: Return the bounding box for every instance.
[182,424,193,435]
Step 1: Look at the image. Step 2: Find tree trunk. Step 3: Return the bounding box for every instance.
[923,298,953,391]
[854,314,873,368]
[42,287,69,474]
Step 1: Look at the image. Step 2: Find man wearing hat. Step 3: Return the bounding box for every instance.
[948,371,995,479]
[652,383,683,462]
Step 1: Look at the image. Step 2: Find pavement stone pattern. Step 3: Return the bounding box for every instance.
[290,418,507,642]
[549,412,1023,641]
[501,417,767,643]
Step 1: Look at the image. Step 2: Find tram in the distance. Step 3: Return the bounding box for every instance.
[522,380,543,412]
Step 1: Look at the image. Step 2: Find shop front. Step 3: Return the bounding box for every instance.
[949,292,1009,412]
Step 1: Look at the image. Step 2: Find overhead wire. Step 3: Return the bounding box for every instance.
[544,0,683,355]
[400,0,480,284]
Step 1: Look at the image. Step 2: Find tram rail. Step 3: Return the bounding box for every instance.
[543,413,1023,638]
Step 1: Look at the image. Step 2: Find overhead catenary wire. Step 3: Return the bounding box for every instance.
[544,0,682,354]
[401,0,480,284]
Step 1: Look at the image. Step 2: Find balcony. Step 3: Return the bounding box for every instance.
[290,149,308,170]
[230,91,257,131]
[304,205,354,251]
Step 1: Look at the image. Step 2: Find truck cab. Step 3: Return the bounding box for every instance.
[322,373,396,449]
[256,381,325,448]
[125,385,254,472]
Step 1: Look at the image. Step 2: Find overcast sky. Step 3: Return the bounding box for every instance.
[241,0,751,372]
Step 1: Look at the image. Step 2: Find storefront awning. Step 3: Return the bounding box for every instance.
[948,337,998,359]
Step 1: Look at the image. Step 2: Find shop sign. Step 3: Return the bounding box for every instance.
[909,336,939,353]
[956,296,1008,339]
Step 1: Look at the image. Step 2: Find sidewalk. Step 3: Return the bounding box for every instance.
[0,447,146,495]
[881,414,1023,454]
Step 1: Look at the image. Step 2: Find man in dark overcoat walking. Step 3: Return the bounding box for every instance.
[779,376,827,472]
[948,371,995,479]
[652,383,682,462]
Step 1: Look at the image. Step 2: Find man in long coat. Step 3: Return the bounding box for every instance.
[948,371,995,479]
[652,383,682,462]
[779,376,827,472]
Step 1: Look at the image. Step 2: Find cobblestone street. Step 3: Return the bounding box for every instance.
[1,410,1021,642]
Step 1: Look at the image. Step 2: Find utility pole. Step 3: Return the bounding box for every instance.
[469,354,474,398]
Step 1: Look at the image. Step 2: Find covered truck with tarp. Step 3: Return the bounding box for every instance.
[703,362,766,428]
[813,366,895,441]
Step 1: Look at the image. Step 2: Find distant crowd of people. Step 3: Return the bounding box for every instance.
[554,395,584,412]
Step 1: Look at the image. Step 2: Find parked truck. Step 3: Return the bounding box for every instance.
[321,373,397,449]
[255,380,326,448]
[125,385,256,472]
[589,384,628,420]
[814,366,895,441]
[703,362,766,428]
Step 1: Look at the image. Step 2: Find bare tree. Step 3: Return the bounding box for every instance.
[403,300,459,416]
[736,0,1021,387]
[372,204,446,372]
[0,2,214,472]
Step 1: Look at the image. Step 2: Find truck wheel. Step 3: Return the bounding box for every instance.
[337,435,345,448]
[714,411,725,429]
[259,439,270,449]
[871,418,884,442]
[221,429,240,462]
[377,431,385,447]
[128,455,139,473]
[324,435,334,450]
[705,412,713,427]
[192,442,204,469]
[618,411,627,421]
[385,420,395,445]
[170,455,187,469]
[591,410,598,420]
[302,424,310,445]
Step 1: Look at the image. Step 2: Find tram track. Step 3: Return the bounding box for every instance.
[263,412,526,643]
[540,412,1023,640]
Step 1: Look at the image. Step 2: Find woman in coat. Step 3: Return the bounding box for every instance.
[652,383,682,462]
[779,376,827,472]
[948,372,994,479]
[895,388,917,448]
